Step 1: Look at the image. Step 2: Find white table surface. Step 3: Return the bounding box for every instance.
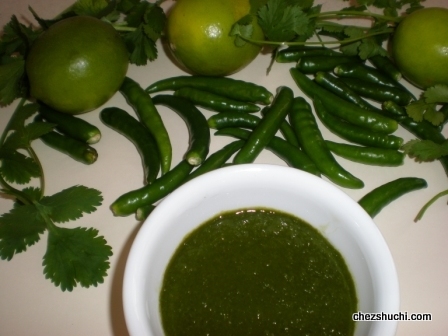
[0,0,447,335]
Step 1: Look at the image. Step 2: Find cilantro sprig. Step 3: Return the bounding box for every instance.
[231,0,424,60]
[401,138,448,221]
[0,0,167,106]
[0,100,112,291]
[406,84,448,126]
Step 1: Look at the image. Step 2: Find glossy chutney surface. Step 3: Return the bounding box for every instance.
[160,208,358,335]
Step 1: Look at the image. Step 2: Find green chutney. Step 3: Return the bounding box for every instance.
[160,208,358,335]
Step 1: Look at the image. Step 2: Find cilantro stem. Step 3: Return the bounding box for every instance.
[0,173,32,205]
[415,189,448,222]
[310,10,402,23]
[27,145,45,198]
[34,201,59,234]
[236,28,394,47]
[111,25,137,32]
[0,98,26,145]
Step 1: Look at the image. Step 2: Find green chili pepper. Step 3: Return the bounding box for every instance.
[111,160,194,217]
[289,68,398,134]
[314,71,382,113]
[173,87,260,113]
[276,46,342,63]
[296,55,361,74]
[120,77,172,175]
[208,112,260,130]
[233,86,294,164]
[339,77,414,106]
[261,106,300,147]
[215,127,321,176]
[334,63,403,87]
[358,177,427,218]
[334,63,416,100]
[100,107,160,184]
[38,104,101,144]
[314,98,403,149]
[135,204,156,221]
[325,140,405,166]
[134,140,245,221]
[185,140,245,182]
[152,94,210,166]
[289,97,364,189]
[146,76,274,105]
[369,55,402,82]
[39,129,98,165]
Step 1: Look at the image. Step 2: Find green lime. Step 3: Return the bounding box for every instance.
[26,16,129,114]
[166,0,264,77]
[392,7,448,89]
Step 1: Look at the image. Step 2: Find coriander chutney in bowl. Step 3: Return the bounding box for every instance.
[160,208,358,335]
[123,164,399,336]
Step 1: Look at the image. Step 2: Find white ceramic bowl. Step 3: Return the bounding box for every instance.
[123,164,399,336]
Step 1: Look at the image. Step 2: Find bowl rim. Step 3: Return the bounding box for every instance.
[122,163,400,336]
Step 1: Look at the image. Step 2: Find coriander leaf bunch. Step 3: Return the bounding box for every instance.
[0,100,112,291]
[231,0,424,60]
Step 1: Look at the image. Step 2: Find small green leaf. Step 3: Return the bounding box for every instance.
[402,139,448,162]
[72,0,111,17]
[124,25,157,65]
[423,84,448,104]
[41,185,103,223]
[43,226,112,291]
[230,15,255,47]
[3,121,55,150]
[0,204,46,260]
[258,0,309,41]
[143,4,166,41]
[0,59,25,106]
[0,149,40,184]
[13,187,42,207]
[406,99,429,122]
[6,102,39,133]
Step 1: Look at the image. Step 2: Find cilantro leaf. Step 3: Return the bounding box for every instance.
[230,15,256,47]
[402,139,448,162]
[0,150,40,184]
[2,121,55,150]
[258,0,309,42]
[43,226,112,291]
[41,185,103,223]
[72,0,112,17]
[0,204,46,260]
[6,102,39,132]
[406,99,443,125]
[142,4,166,42]
[0,59,26,106]
[124,26,157,65]
[120,1,165,65]
[423,84,448,104]
[13,187,42,206]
